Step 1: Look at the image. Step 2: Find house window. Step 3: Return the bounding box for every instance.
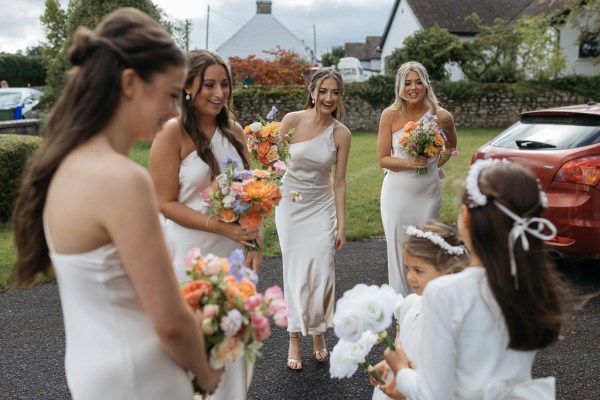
[579,35,600,58]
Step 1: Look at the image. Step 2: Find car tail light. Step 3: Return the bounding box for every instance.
[553,155,600,187]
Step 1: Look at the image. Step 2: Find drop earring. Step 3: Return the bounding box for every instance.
[311,98,315,104]
[185,92,191,101]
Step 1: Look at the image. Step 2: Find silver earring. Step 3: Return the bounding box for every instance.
[185,92,191,101]
[311,98,315,104]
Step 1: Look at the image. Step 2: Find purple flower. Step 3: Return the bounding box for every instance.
[222,158,239,170]
[266,106,278,120]
[220,309,242,337]
[232,200,251,214]
[228,249,259,285]
[233,170,252,180]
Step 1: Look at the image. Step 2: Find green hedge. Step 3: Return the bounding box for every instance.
[0,54,46,87]
[0,135,43,221]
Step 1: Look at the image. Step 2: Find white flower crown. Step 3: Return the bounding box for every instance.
[405,226,466,256]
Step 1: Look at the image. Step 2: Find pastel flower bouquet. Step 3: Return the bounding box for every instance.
[244,106,295,182]
[330,284,403,385]
[202,158,282,251]
[398,114,457,175]
[181,248,287,376]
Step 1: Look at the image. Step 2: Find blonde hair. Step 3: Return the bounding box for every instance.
[403,220,468,275]
[390,61,438,115]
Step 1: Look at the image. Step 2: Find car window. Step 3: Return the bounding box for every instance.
[490,115,600,150]
[0,93,22,105]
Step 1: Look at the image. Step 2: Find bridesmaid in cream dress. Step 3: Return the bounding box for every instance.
[12,9,222,399]
[378,62,457,296]
[150,50,260,400]
[275,68,352,370]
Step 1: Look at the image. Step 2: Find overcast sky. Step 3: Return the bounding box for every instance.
[0,0,394,58]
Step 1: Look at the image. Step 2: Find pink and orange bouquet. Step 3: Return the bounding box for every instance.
[398,114,455,175]
[181,248,288,370]
[244,106,295,180]
[202,158,282,250]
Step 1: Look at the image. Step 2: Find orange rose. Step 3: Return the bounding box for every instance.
[404,121,417,132]
[259,155,271,166]
[223,276,257,305]
[239,211,263,230]
[252,202,273,215]
[220,208,239,223]
[257,140,271,157]
[435,134,444,145]
[182,280,213,308]
[243,125,252,135]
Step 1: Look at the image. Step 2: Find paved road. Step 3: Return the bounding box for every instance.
[1,239,598,400]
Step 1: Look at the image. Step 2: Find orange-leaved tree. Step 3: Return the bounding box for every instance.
[229,47,309,85]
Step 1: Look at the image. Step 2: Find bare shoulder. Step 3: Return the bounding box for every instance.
[156,117,186,141]
[333,120,351,138]
[102,155,153,195]
[281,110,304,124]
[230,120,245,137]
[436,107,454,122]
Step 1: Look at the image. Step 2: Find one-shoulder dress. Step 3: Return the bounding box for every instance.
[380,113,441,295]
[275,121,338,335]
[162,128,250,400]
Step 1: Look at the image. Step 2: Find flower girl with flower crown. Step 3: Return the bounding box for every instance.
[383,160,567,400]
[370,220,469,400]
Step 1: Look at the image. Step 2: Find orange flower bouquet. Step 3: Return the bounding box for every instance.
[244,106,295,181]
[181,248,288,393]
[202,158,282,251]
[398,115,453,175]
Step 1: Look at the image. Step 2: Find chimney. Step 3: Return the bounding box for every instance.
[257,1,272,14]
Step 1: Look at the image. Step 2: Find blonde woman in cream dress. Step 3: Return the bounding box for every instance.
[275,68,351,371]
[377,62,457,296]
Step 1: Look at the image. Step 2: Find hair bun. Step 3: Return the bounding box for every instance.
[69,27,128,67]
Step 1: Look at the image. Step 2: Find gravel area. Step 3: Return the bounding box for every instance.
[1,239,598,400]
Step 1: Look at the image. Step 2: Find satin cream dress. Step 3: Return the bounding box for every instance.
[380,113,441,295]
[275,121,338,335]
[162,129,251,400]
[44,214,193,400]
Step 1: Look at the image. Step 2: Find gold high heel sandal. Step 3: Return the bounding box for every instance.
[312,333,328,362]
[287,332,303,371]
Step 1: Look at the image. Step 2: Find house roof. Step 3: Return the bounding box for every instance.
[216,7,312,62]
[344,36,382,60]
[379,0,559,49]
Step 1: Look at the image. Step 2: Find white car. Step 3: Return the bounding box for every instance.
[0,88,43,119]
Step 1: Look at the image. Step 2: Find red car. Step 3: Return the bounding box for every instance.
[472,102,600,259]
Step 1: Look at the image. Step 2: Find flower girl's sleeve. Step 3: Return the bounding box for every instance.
[395,282,457,400]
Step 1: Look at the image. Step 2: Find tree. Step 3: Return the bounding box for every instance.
[321,46,344,67]
[40,0,69,105]
[171,19,192,53]
[39,0,173,106]
[384,25,470,81]
[228,47,309,86]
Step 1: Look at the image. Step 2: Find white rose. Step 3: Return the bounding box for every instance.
[222,194,236,207]
[333,303,365,343]
[330,331,378,379]
[250,122,262,132]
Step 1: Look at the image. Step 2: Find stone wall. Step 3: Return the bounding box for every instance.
[0,119,41,136]
[232,85,587,131]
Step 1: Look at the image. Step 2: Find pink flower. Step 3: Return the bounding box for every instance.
[273,308,289,328]
[230,181,246,196]
[183,248,201,270]
[209,337,244,369]
[264,285,284,302]
[244,294,264,311]
[267,298,286,316]
[202,304,219,319]
[273,160,287,173]
[202,254,223,276]
[251,312,271,341]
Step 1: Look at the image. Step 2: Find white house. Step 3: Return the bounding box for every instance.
[379,0,599,79]
[216,1,313,63]
[343,36,382,75]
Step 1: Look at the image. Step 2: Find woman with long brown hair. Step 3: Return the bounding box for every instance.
[12,8,222,399]
[149,49,259,400]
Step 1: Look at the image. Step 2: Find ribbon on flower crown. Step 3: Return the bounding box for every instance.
[493,201,557,290]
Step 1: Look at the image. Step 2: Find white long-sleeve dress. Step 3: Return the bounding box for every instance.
[395,267,555,400]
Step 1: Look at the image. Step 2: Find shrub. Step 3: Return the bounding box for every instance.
[0,135,43,221]
[0,54,46,87]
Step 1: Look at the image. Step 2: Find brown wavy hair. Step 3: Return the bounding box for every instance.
[403,219,469,275]
[12,8,185,286]
[304,67,345,125]
[463,162,565,350]
[180,50,249,180]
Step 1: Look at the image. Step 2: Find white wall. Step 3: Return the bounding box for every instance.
[558,22,599,76]
[380,1,422,74]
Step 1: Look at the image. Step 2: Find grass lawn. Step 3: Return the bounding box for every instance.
[0,127,501,290]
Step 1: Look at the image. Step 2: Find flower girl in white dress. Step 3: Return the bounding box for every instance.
[370,220,468,400]
[384,160,566,400]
